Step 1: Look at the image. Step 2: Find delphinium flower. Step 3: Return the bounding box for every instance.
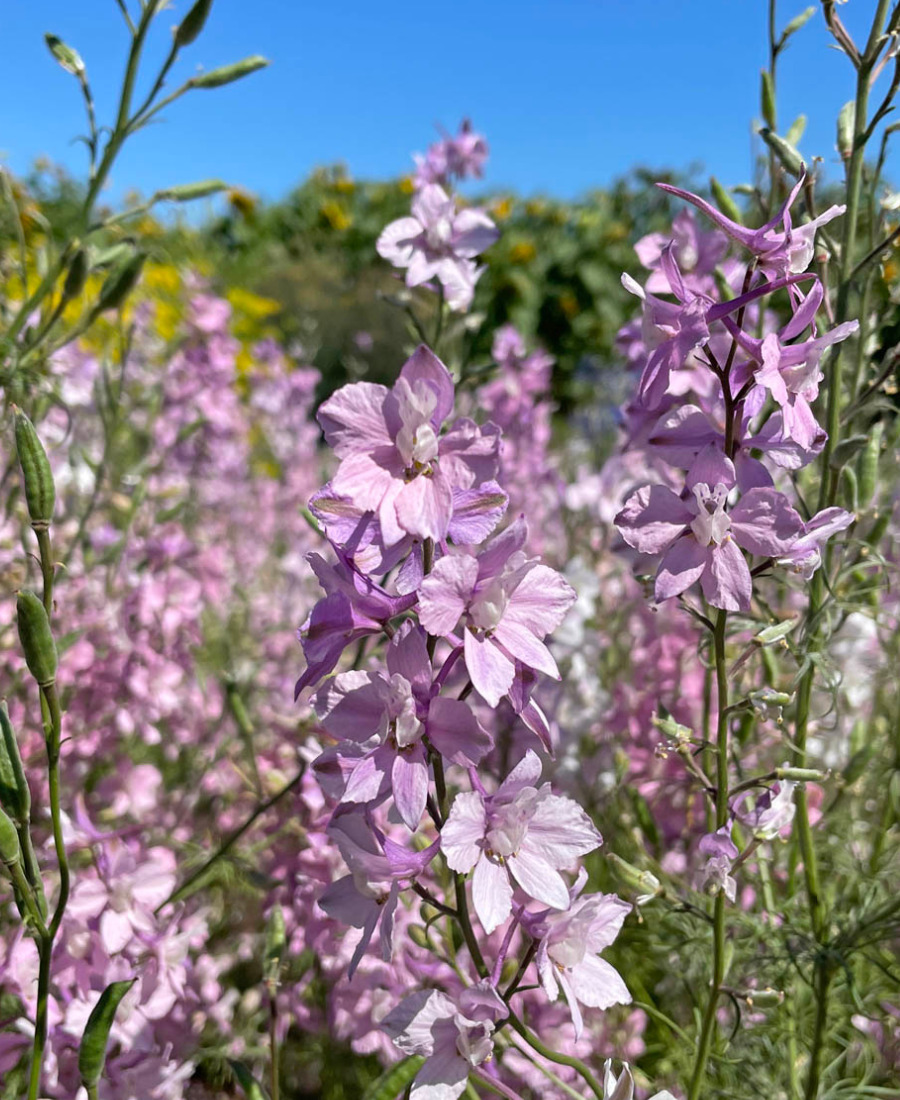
[413,118,489,190]
[376,186,499,311]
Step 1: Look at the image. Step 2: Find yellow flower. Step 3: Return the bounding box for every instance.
[399,176,415,195]
[509,241,537,264]
[226,287,280,320]
[492,197,513,221]
[229,189,257,218]
[333,177,356,194]
[319,200,352,231]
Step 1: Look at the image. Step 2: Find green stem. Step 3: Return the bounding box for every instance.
[26,932,52,1100]
[43,684,69,941]
[35,527,54,618]
[506,1009,604,1100]
[687,609,729,1100]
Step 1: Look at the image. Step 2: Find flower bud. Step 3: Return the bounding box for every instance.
[14,408,55,529]
[409,925,431,949]
[174,0,214,48]
[785,114,807,146]
[840,465,858,513]
[62,247,89,302]
[776,766,825,782]
[155,179,228,202]
[92,253,146,316]
[760,128,803,177]
[837,101,856,161]
[753,619,797,646]
[189,56,270,89]
[16,590,58,688]
[44,33,84,75]
[78,979,136,1089]
[709,178,742,224]
[0,805,21,866]
[264,904,286,978]
[651,712,692,743]
[607,853,662,902]
[760,70,776,130]
[741,987,784,1008]
[0,701,30,824]
[781,6,815,39]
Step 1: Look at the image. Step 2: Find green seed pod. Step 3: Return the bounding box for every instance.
[62,248,89,302]
[264,904,286,977]
[14,408,55,528]
[174,0,214,48]
[837,100,856,161]
[760,70,776,130]
[710,178,742,224]
[92,253,146,316]
[189,55,270,89]
[155,179,228,202]
[16,590,58,687]
[0,805,21,865]
[785,114,807,146]
[777,766,825,782]
[0,701,31,823]
[754,618,798,646]
[781,6,815,39]
[228,1060,271,1100]
[840,464,859,513]
[78,979,136,1088]
[743,987,784,1008]
[856,421,883,509]
[44,33,84,75]
[760,127,803,176]
[408,925,431,949]
[865,509,890,548]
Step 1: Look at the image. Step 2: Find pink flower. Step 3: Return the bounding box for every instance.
[615,446,803,611]
[777,506,854,580]
[313,625,492,829]
[440,751,602,933]
[376,186,499,311]
[316,346,502,549]
[532,876,632,1038]
[658,169,845,280]
[381,981,507,1100]
[417,519,576,707]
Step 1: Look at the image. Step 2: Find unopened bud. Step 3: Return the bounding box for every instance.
[710,178,742,223]
[409,925,431,949]
[189,56,269,89]
[760,128,803,177]
[0,806,21,865]
[837,101,856,161]
[14,408,55,529]
[753,619,798,646]
[264,905,286,977]
[174,0,214,48]
[44,33,84,75]
[154,179,228,202]
[0,701,30,823]
[16,590,57,687]
[651,712,692,743]
[62,248,89,301]
[760,70,776,130]
[741,987,784,1008]
[92,253,146,316]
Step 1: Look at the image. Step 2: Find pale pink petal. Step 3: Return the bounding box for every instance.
[427,696,492,765]
[411,1048,470,1100]
[525,794,603,866]
[472,854,513,934]
[507,846,570,910]
[398,345,455,427]
[536,939,559,1001]
[583,894,633,952]
[392,747,429,831]
[558,970,585,1039]
[376,216,424,267]
[729,487,804,556]
[343,748,390,804]
[701,538,752,611]
[567,954,632,1010]
[418,555,479,636]
[317,381,393,458]
[464,629,515,707]
[655,537,708,601]
[491,620,560,679]
[452,207,500,257]
[99,909,133,954]
[394,468,454,542]
[331,452,397,513]
[503,563,576,637]
[616,484,692,555]
[441,791,487,873]
[314,671,390,742]
[381,988,456,1055]
[497,749,543,796]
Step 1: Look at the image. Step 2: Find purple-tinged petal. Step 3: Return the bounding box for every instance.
[381,989,456,1056]
[464,629,515,707]
[441,791,487,873]
[567,954,632,1011]
[394,468,454,542]
[492,620,560,679]
[427,696,493,765]
[376,216,424,267]
[507,847,570,910]
[314,671,390,742]
[729,487,804,556]
[343,747,392,805]
[701,539,752,611]
[317,381,393,458]
[504,564,576,637]
[655,537,709,601]
[392,746,429,831]
[525,793,603,867]
[685,444,736,491]
[418,554,479,636]
[398,345,456,428]
[452,207,500,257]
[615,485,693,555]
[387,622,433,697]
[497,749,543,796]
[447,481,509,544]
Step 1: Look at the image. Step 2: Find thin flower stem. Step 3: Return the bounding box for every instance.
[504,1009,604,1100]
[687,608,729,1100]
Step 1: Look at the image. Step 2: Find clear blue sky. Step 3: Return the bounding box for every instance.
[0,1,891,204]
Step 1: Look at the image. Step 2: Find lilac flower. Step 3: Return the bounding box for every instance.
[440,751,602,933]
[658,171,845,279]
[318,810,438,978]
[381,981,507,1100]
[377,185,499,311]
[295,550,417,696]
[615,446,804,611]
[417,519,576,707]
[777,506,854,579]
[696,826,739,902]
[313,625,492,829]
[413,119,489,189]
[733,777,797,840]
[316,345,502,548]
[530,874,632,1038]
[634,208,729,295]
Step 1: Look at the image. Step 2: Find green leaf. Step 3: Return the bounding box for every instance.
[361,1056,425,1100]
[78,979,137,1087]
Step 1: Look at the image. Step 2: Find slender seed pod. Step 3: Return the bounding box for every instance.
[710,177,742,224]
[62,247,89,302]
[16,590,58,687]
[264,904,286,981]
[174,0,214,48]
[78,979,136,1089]
[0,806,21,866]
[0,701,30,823]
[856,421,883,509]
[189,56,269,89]
[14,408,55,529]
[840,465,859,513]
[760,128,803,176]
[760,70,776,130]
[91,253,146,317]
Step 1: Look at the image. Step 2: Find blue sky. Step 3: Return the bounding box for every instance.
[0,1,890,204]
